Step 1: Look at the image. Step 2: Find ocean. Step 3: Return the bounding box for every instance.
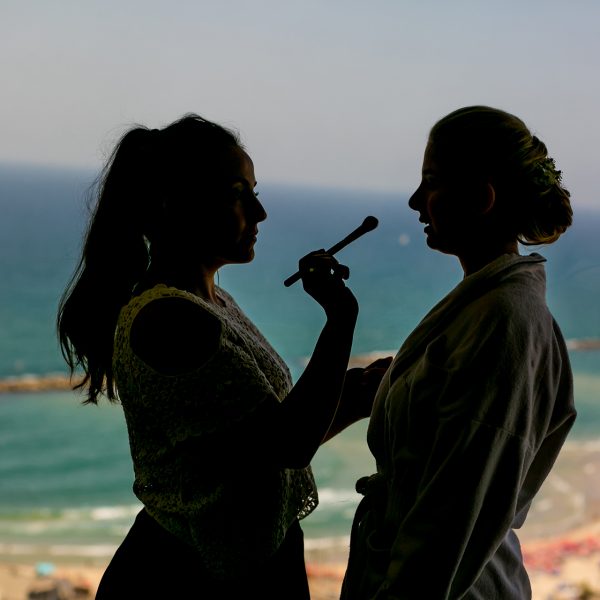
[1,164,599,565]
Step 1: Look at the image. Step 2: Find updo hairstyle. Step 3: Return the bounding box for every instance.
[429,106,572,245]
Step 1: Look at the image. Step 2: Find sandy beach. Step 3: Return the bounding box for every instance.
[2,530,600,600]
[2,413,600,599]
[5,520,600,598]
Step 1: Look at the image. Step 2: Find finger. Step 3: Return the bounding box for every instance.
[333,262,350,280]
[361,367,386,380]
[300,264,334,278]
[300,254,339,269]
[366,357,394,369]
[299,256,341,278]
[346,367,365,376]
[299,249,327,265]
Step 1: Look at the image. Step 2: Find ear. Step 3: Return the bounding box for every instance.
[478,181,496,215]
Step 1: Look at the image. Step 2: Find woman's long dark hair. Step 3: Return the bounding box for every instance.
[57,114,240,404]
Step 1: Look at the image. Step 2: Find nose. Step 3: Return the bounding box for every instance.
[254,197,267,223]
[408,184,422,212]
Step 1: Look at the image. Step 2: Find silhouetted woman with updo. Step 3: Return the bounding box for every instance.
[342,106,576,599]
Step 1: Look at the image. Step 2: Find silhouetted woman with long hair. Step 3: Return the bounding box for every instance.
[57,114,384,598]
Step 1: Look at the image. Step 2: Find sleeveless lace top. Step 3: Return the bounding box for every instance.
[113,284,318,578]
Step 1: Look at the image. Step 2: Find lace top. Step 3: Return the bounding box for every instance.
[113,284,318,578]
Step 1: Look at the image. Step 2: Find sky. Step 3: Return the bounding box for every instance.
[1,0,599,206]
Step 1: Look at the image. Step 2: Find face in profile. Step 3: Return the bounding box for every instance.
[185,146,267,267]
[408,142,488,257]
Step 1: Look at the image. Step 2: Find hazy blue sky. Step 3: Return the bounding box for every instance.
[1,1,598,205]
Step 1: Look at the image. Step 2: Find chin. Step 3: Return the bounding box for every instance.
[425,235,455,256]
[219,244,257,265]
[425,234,442,251]
[242,246,256,262]
[230,249,256,264]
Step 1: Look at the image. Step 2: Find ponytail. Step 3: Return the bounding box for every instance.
[58,126,156,403]
[58,114,241,403]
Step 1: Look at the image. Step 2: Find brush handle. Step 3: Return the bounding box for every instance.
[283,216,378,287]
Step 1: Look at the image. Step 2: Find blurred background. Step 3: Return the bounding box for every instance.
[1,1,599,597]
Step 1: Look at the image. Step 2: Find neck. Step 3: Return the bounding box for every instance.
[458,239,519,277]
[144,254,225,304]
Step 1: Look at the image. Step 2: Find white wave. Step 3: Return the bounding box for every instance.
[90,505,141,521]
[304,536,350,550]
[316,488,360,506]
[48,544,118,557]
[0,543,39,556]
[0,542,117,558]
[61,504,141,522]
[0,504,142,538]
[562,438,600,452]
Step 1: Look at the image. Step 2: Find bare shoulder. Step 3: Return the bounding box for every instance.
[130,296,222,374]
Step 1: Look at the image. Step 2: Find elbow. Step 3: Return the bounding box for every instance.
[284,453,313,470]
[277,446,315,470]
[272,436,317,470]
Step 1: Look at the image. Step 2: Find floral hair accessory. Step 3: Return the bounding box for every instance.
[531,157,562,189]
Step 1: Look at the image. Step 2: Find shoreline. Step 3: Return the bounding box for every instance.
[0,374,81,394]
[1,338,599,394]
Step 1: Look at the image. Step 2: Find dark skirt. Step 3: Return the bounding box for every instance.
[96,509,310,599]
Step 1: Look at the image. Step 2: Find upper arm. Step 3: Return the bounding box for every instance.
[130,297,222,374]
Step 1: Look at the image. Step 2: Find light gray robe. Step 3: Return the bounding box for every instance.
[342,253,575,599]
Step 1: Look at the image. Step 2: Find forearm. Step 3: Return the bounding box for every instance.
[322,359,392,443]
[320,386,365,443]
[277,315,356,466]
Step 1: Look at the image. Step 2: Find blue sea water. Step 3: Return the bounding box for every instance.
[0,164,599,563]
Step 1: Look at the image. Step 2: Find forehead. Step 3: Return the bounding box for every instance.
[224,147,255,183]
[422,141,439,171]
[423,140,466,175]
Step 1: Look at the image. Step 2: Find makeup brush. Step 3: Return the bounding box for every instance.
[284,216,379,287]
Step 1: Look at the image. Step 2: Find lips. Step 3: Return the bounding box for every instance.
[244,231,258,244]
[418,215,432,233]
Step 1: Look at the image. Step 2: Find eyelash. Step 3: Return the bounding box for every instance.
[232,188,260,203]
